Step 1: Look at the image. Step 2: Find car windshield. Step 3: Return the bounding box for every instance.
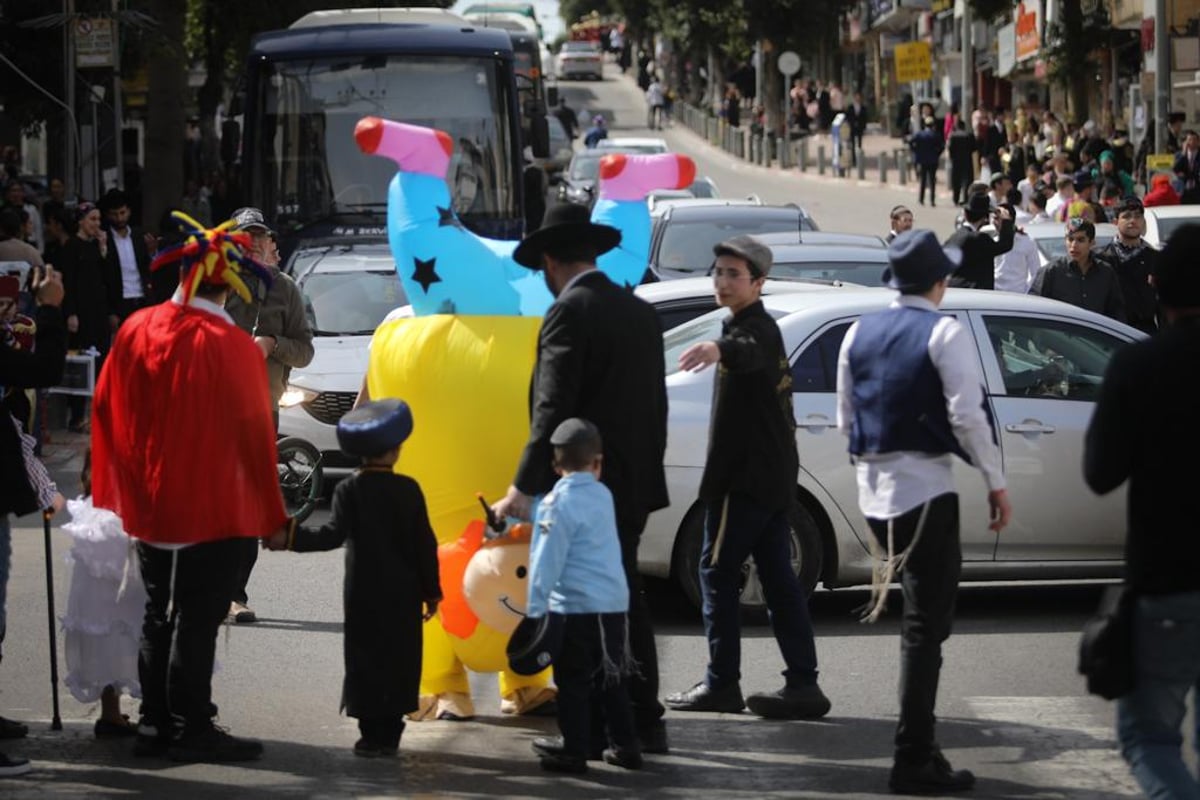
[302,270,407,335]
[1034,233,1115,261]
[772,260,887,286]
[569,153,606,180]
[250,53,516,232]
[656,217,806,272]
[663,309,729,375]
[1153,216,1198,245]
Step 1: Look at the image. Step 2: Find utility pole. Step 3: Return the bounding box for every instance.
[65,0,77,199]
[960,1,973,114]
[111,0,124,189]
[1154,0,1169,155]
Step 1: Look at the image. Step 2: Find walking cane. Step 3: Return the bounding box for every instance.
[42,508,62,731]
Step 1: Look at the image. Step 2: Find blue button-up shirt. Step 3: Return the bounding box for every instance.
[527,471,629,617]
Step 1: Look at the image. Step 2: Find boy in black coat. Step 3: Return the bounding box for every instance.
[268,399,441,757]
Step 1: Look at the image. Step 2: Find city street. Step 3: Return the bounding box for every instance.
[0,62,1146,798]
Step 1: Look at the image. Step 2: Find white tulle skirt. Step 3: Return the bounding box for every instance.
[60,497,146,703]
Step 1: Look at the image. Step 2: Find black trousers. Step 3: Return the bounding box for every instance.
[618,517,664,732]
[137,538,242,734]
[358,716,405,748]
[866,493,961,764]
[918,165,939,206]
[556,613,638,758]
[232,410,278,605]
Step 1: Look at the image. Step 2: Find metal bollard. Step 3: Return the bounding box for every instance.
[798,139,808,172]
[817,145,827,175]
[880,151,889,184]
[857,150,866,181]
[897,151,907,186]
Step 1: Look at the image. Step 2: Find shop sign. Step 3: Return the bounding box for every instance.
[1015,0,1040,62]
[895,40,933,82]
[997,23,1017,77]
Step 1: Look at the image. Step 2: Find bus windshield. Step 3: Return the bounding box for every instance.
[250,53,517,233]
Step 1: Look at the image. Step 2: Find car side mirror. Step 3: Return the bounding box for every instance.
[530,116,550,159]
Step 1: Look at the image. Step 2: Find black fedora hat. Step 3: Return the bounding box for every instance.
[882,230,962,291]
[506,613,565,676]
[512,203,621,269]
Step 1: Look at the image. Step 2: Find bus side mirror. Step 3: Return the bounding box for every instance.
[546,85,559,108]
[221,119,241,168]
[530,116,550,159]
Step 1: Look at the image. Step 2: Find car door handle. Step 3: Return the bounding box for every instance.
[1005,421,1056,434]
[799,414,838,430]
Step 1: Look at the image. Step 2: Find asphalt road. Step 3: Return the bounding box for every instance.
[0,62,1154,798]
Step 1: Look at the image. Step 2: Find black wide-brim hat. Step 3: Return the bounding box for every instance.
[882,229,963,291]
[507,613,565,676]
[512,202,621,269]
[336,398,414,457]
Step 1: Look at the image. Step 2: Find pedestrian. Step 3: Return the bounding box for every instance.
[58,201,115,433]
[1031,217,1126,323]
[911,118,942,208]
[0,264,67,777]
[847,92,868,165]
[887,205,913,244]
[1094,197,1158,334]
[493,202,671,754]
[2,180,42,251]
[944,194,1015,289]
[0,209,43,277]
[267,399,441,758]
[1143,173,1181,208]
[553,99,578,141]
[836,230,1011,795]
[1046,175,1075,221]
[1085,224,1200,800]
[1172,130,1200,203]
[723,85,741,129]
[91,215,287,762]
[993,192,1041,293]
[583,115,608,148]
[224,206,314,624]
[526,418,642,774]
[645,75,665,131]
[664,235,831,721]
[60,448,145,738]
[100,189,152,323]
[947,120,976,207]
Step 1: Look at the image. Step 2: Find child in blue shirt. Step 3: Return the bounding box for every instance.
[527,417,640,774]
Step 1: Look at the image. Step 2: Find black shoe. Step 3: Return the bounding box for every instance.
[539,752,588,774]
[353,738,398,758]
[663,681,744,713]
[0,717,27,740]
[0,751,31,777]
[94,716,138,738]
[602,746,643,770]
[531,736,602,761]
[889,750,976,795]
[745,684,831,720]
[169,725,263,763]
[637,720,669,755]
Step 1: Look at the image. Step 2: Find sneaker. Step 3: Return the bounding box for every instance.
[636,720,669,755]
[663,681,745,713]
[0,751,31,777]
[539,752,587,774]
[0,717,27,740]
[353,738,398,758]
[601,746,643,770]
[169,725,263,763]
[531,735,602,762]
[889,750,976,795]
[745,685,831,720]
[228,602,257,624]
[132,722,173,758]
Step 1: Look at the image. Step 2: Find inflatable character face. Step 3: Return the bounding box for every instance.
[462,529,531,635]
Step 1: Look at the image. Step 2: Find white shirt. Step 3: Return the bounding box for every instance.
[646,82,664,107]
[1045,192,1070,220]
[993,231,1041,293]
[111,227,142,299]
[1016,177,1036,210]
[836,295,1006,519]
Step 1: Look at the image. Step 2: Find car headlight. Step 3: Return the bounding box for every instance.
[279,386,318,408]
[566,185,591,203]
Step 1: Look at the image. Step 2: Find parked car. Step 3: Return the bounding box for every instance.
[765,242,889,286]
[647,201,819,280]
[1024,222,1117,267]
[638,275,849,332]
[556,147,649,208]
[755,231,886,248]
[557,40,603,80]
[278,243,407,477]
[1143,206,1200,249]
[646,176,721,207]
[596,136,670,154]
[640,287,1144,613]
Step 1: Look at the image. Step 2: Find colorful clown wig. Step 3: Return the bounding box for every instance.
[149,210,272,303]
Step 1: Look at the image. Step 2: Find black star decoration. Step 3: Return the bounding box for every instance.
[412,257,442,293]
[436,205,464,230]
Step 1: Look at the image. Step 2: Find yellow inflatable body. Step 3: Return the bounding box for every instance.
[367,313,554,719]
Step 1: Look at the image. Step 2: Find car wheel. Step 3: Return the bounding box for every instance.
[673,500,823,617]
[277,436,324,524]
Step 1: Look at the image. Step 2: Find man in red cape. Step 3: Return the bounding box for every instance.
[91,214,287,763]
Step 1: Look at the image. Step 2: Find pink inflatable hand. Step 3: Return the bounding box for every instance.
[597,153,696,201]
[354,116,454,178]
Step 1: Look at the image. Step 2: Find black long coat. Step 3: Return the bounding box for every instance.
[58,236,113,352]
[293,469,441,719]
[513,270,669,533]
[944,217,1015,290]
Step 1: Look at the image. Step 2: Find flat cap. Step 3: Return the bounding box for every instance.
[713,234,772,278]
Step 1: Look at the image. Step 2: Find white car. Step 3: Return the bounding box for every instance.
[278,244,407,477]
[597,137,669,154]
[1024,222,1117,267]
[1143,206,1200,249]
[639,287,1144,613]
[556,40,603,80]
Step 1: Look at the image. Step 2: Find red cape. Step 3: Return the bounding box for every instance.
[92,302,286,544]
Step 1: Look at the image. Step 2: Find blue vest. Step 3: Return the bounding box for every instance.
[848,305,981,462]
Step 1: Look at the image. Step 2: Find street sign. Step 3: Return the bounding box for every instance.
[778,50,801,77]
[894,41,932,83]
[1146,153,1175,172]
[74,17,115,69]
